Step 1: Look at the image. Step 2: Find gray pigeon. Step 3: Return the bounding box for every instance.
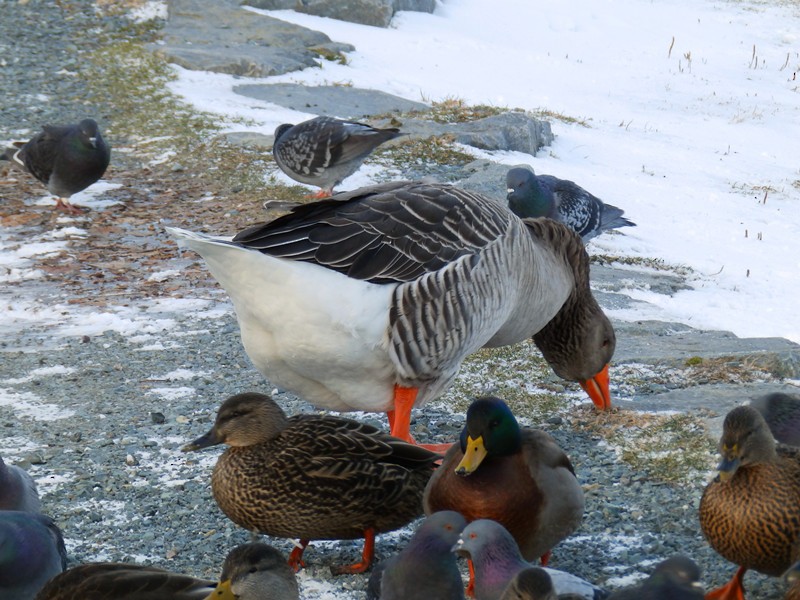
[272,116,403,197]
[607,556,704,599]
[506,166,634,242]
[1,118,111,214]
[35,542,298,600]
[0,455,41,512]
[367,511,467,600]
[454,519,608,600]
[0,511,67,599]
[750,392,800,447]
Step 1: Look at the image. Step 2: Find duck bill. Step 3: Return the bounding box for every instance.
[204,578,236,600]
[455,435,488,476]
[182,428,222,452]
[579,363,611,410]
[716,456,741,482]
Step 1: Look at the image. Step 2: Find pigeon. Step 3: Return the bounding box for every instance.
[453,519,608,600]
[272,116,403,197]
[35,542,299,600]
[1,118,111,214]
[750,392,800,447]
[0,511,67,599]
[367,511,467,600]
[606,556,704,599]
[0,455,41,513]
[506,166,634,242]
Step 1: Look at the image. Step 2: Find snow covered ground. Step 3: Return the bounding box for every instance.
[168,0,800,344]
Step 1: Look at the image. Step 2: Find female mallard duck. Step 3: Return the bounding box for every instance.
[35,542,298,600]
[182,392,440,575]
[699,405,800,600]
[423,396,584,565]
[167,181,615,448]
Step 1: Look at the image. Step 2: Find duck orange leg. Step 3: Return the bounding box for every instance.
[579,363,612,410]
[388,385,453,453]
[705,566,746,600]
[287,539,309,572]
[330,528,376,575]
[540,550,551,566]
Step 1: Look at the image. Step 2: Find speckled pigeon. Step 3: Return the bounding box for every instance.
[0,455,41,513]
[606,555,704,599]
[454,519,608,600]
[0,511,67,598]
[367,511,467,600]
[750,392,800,447]
[272,116,403,197]
[506,166,634,242]
[1,118,110,214]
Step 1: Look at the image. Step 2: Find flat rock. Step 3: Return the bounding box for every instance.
[151,0,353,77]
[233,83,431,118]
[616,382,800,440]
[241,0,436,28]
[611,319,800,379]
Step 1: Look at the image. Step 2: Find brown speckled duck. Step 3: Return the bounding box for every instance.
[423,396,584,565]
[699,404,800,600]
[35,542,298,600]
[183,392,440,575]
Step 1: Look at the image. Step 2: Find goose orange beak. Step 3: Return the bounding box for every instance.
[579,363,611,410]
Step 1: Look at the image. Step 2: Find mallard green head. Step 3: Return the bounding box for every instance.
[456,396,522,476]
[716,405,777,482]
[182,392,289,451]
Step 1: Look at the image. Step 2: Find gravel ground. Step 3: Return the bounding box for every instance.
[0,1,793,598]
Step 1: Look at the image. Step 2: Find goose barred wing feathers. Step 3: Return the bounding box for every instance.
[233,181,510,284]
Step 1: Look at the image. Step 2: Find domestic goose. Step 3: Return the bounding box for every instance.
[168,181,615,446]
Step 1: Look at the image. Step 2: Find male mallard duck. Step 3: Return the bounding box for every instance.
[34,542,298,600]
[423,396,584,565]
[1,118,110,214]
[182,392,440,575]
[453,519,607,600]
[366,510,467,600]
[273,116,403,197]
[699,405,800,600]
[606,556,704,599]
[167,181,615,447]
[0,511,66,599]
[506,166,634,242]
[0,455,41,512]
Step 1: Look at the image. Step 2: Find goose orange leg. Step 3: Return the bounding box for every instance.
[705,566,746,600]
[388,385,453,453]
[330,528,376,575]
[287,539,309,572]
[579,363,612,410]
